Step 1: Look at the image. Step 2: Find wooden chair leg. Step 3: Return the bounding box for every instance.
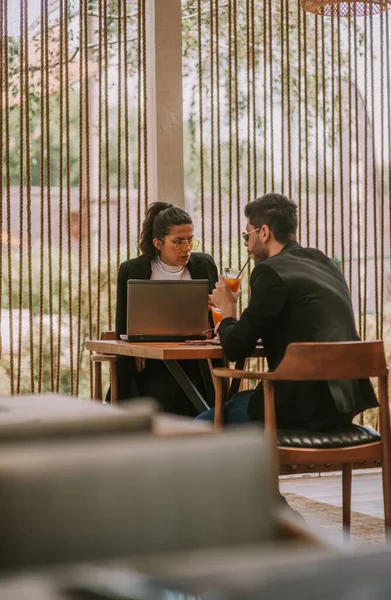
[378,375,391,537]
[342,463,352,535]
[110,361,118,404]
[263,380,280,502]
[214,377,225,428]
[93,361,103,402]
[381,462,391,536]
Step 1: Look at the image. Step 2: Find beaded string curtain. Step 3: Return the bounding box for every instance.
[0,0,391,402]
[182,1,391,373]
[0,0,148,397]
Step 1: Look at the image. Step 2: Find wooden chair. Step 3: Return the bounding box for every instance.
[90,331,119,403]
[212,341,391,537]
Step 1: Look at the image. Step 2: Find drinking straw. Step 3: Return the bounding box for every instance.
[236,256,251,279]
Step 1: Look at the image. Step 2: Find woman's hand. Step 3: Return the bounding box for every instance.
[208,294,215,310]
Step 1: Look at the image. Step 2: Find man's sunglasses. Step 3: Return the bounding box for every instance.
[241,227,261,242]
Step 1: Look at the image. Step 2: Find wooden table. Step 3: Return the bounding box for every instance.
[86,340,265,414]
[85,340,227,360]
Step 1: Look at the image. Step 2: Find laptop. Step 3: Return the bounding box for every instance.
[122,280,209,342]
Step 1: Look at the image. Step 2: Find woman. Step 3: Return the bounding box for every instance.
[111,202,218,415]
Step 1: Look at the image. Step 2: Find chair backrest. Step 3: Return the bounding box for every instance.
[268,341,388,381]
[262,341,391,461]
[100,330,116,341]
[0,429,275,569]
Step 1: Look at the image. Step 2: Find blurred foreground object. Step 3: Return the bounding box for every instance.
[0,428,327,571]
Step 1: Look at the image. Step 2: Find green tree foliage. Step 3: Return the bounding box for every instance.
[181,0,358,195]
[4,1,359,194]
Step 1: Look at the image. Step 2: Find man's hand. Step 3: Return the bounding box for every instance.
[211,276,240,320]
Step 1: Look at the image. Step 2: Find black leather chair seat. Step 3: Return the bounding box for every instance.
[277,425,380,449]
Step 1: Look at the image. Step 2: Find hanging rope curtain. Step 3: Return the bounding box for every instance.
[1,0,391,434]
[301,0,390,16]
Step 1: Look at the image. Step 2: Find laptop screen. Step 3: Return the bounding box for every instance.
[126,280,209,338]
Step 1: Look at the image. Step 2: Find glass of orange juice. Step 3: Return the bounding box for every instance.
[224,267,241,293]
[211,306,223,327]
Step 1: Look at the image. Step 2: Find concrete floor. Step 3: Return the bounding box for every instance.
[280,471,384,519]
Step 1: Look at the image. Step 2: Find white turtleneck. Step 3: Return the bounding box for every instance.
[150,256,191,281]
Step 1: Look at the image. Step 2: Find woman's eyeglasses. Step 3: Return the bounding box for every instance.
[160,238,200,252]
[241,227,261,242]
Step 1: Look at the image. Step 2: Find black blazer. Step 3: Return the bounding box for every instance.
[113,252,219,402]
[219,241,378,426]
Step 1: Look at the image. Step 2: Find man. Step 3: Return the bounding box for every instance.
[198,193,377,427]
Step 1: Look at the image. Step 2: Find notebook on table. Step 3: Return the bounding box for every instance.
[121,279,209,342]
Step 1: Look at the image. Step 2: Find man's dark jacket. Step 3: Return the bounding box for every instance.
[219,241,378,427]
[114,252,218,401]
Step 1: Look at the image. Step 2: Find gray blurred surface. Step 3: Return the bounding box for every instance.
[1,545,391,600]
[0,394,157,442]
[0,428,274,569]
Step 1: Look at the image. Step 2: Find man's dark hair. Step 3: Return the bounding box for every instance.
[244,193,298,244]
[140,202,193,258]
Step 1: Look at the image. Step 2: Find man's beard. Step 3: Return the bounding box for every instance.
[251,240,269,264]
